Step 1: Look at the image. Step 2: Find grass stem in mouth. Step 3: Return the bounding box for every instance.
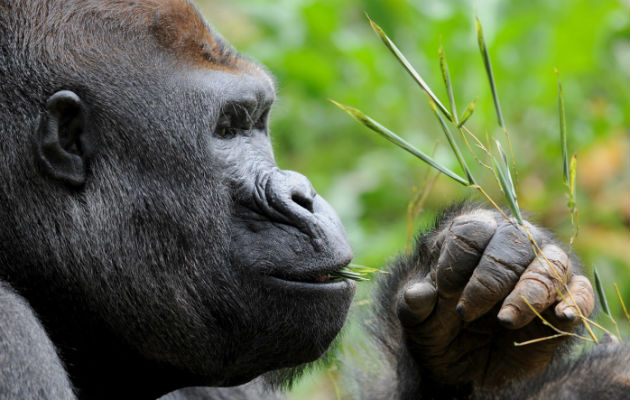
[328,264,381,282]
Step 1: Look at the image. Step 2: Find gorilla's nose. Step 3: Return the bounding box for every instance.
[285,171,316,213]
[250,168,351,256]
[265,170,316,225]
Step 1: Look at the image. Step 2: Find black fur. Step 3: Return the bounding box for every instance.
[1,1,353,398]
[1,2,627,400]
[365,205,628,399]
[476,342,630,400]
[364,203,479,399]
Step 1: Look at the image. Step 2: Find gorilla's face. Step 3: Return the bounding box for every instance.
[0,0,354,389]
[156,67,356,382]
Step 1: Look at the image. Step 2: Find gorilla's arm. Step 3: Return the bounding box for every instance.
[476,340,630,400]
[0,282,76,400]
[367,204,596,399]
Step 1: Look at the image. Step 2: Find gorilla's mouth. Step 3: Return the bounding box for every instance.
[267,268,357,290]
[273,273,338,284]
[231,191,355,291]
[314,274,334,283]
[265,251,355,287]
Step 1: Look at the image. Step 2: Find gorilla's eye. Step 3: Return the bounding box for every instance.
[214,124,240,139]
[215,102,271,139]
[214,113,244,139]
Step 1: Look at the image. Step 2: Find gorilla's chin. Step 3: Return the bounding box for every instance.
[263,326,348,391]
[255,274,356,361]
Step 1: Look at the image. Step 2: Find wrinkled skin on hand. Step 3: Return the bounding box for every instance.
[397,209,595,388]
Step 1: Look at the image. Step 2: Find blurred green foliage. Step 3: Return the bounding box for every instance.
[197,0,629,398]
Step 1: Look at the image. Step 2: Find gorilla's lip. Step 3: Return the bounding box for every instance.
[265,275,356,291]
[265,255,355,289]
[267,262,355,288]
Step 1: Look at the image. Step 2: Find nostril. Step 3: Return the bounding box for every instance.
[291,192,314,213]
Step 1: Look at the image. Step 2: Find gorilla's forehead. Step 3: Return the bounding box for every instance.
[14,0,271,81]
[143,0,244,72]
[111,0,254,71]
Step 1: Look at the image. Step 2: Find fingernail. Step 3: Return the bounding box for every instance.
[497,306,517,328]
[563,309,576,321]
[455,302,466,320]
[405,282,436,305]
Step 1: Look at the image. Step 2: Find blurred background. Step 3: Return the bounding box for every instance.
[197,0,629,398]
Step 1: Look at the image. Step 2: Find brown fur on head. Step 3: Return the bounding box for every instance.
[3,0,263,73]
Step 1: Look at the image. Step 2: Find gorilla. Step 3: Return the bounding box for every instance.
[0,1,627,399]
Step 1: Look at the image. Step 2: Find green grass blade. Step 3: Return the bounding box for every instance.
[493,140,522,224]
[493,156,522,224]
[593,268,611,317]
[556,69,569,185]
[347,264,382,274]
[439,43,458,125]
[427,96,476,185]
[458,98,477,128]
[568,154,577,210]
[333,271,369,282]
[331,100,468,186]
[329,265,371,282]
[497,140,516,199]
[367,16,452,121]
[476,17,504,128]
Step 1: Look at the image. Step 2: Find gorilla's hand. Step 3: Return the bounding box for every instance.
[398,209,594,388]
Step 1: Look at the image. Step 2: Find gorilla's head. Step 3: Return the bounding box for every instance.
[0,0,355,396]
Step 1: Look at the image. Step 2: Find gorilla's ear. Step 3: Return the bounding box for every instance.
[35,90,92,187]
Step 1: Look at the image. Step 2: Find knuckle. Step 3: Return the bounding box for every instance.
[451,234,484,256]
[452,210,498,235]
[521,272,555,297]
[467,272,504,301]
[534,246,571,285]
[489,225,534,263]
[497,220,528,239]
[485,253,524,277]
[541,245,568,267]
[571,275,593,294]
[445,211,497,254]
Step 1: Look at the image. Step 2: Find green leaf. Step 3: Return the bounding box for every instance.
[476,17,504,128]
[439,43,458,125]
[557,69,569,185]
[331,100,468,186]
[593,268,611,317]
[493,140,522,224]
[458,98,477,128]
[497,140,516,199]
[568,154,577,210]
[427,96,475,185]
[367,16,452,121]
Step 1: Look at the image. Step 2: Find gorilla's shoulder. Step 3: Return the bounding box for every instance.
[160,378,285,400]
[0,283,75,399]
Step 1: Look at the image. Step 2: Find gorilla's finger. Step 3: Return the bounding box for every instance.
[456,222,539,322]
[436,210,497,297]
[402,278,438,324]
[554,275,595,321]
[498,245,571,329]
